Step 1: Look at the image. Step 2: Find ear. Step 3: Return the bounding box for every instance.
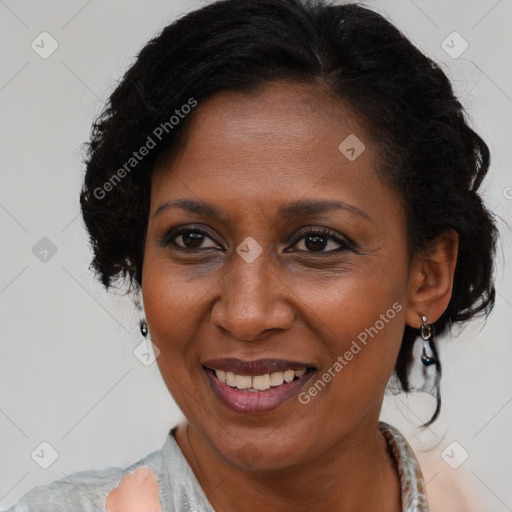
[405,229,459,329]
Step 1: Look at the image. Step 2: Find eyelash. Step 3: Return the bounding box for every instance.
[158,225,352,254]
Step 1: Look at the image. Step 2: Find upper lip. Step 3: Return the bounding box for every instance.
[202,358,315,375]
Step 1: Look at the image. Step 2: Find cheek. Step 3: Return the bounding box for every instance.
[141,264,205,418]
[141,247,211,343]
[296,270,406,398]
[140,255,204,385]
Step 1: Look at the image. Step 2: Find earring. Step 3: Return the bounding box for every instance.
[140,320,148,338]
[419,315,437,366]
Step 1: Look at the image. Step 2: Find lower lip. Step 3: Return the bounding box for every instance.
[204,367,315,414]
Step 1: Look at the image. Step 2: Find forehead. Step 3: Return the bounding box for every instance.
[156,81,371,169]
[190,81,360,136]
[151,81,393,224]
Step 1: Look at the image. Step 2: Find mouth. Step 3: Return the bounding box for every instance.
[202,358,317,414]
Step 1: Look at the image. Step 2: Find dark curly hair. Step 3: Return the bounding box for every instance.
[80,0,498,425]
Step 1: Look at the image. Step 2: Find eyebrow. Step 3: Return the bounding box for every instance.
[279,199,370,221]
[154,198,370,221]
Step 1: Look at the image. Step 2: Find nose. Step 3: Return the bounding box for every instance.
[210,248,294,342]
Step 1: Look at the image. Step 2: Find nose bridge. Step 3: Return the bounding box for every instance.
[212,244,292,340]
[230,248,271,308]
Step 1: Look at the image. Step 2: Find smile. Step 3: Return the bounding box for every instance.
[202,358,316,414]
[214,368,306,391]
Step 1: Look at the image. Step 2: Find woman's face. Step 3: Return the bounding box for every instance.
[142,81,414,469]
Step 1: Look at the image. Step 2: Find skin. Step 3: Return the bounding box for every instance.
[105,466,162,512]
[141,81,458,512]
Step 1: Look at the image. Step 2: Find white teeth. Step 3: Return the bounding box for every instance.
[235,375,252,389]
[269,372,284,386]
[283,369,295,383]
[225,371,236,386]
[214,368,308,391]
[252,374,271,391]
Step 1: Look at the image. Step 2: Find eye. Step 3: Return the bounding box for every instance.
[288,227,351,253]
[159,226,222,250]
[159,225,352,254]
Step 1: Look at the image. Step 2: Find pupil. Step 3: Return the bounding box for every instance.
[305,235,327,251]
[183,233,204,248]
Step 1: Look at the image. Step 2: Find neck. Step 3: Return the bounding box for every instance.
[174,419,402,512]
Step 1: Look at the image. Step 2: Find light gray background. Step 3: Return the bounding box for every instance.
[1,0,511,509]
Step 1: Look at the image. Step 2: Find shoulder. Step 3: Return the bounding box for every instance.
[379,422,490,512]
[2,442,168,512]
[417,448,491,512]
[1,465,124,512]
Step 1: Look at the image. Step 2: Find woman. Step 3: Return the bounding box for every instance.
[5,0,498,510]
